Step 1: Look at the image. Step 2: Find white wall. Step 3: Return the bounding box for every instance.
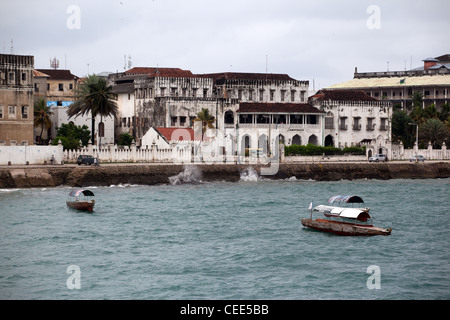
[0,145,64,165]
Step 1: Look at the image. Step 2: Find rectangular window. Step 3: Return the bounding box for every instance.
[270,90,275,101]
[58,83,64,91]
[325,117,334,129]
[203,89,208,98]
[300,91,306,102]
[281,90,286,102]
[182,88,187,96]
[69,83,73,90]
[259,90,264,101]
[22,73,26,82]
[0,105,3,118]
[8,106,16,118]
[291,90,296,102]
[47,83,50,91]
[34,83,39,92]
[160,87,166,96]
[21,106,28,119]
[249,90,253,101]
[9,72,14,83]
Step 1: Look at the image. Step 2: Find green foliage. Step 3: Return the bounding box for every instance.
[285,144,365,156]
[392,109,414,148]
[419,118,449,149]
[118,133,133,147]
[52,123,91,150]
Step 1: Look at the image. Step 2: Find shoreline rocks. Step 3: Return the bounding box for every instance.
[0,162,449,188]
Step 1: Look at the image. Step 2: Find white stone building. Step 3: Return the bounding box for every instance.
[309,89,393,156]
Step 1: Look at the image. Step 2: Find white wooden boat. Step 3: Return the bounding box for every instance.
[301,195,391,236]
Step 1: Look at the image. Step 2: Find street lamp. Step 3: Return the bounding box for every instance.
[408,122,418,157]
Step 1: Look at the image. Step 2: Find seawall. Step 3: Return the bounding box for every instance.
[1,162,450,188]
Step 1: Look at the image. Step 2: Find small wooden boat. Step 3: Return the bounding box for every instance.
[301,195,391,236]
[66,189,95,212]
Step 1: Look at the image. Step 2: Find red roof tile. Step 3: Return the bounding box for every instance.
[156,127,195,141]
[125,67,194,78]
[237,103,323,113]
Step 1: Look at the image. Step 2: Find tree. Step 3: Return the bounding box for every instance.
[419,118,449,149]
[392,109,414,148]
[118,132,133,147]
[194,108,215,141]
[33,98,53,144]
[51,122,91,150]
[67,74,118,148]
[409,91,425,123]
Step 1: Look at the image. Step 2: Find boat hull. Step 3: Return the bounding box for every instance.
[66,200,95,212]
[301,218,391,236]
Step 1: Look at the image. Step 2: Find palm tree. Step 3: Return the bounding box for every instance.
[33,98,53,144]
[419,118,449,149]
[67,74,118,148]
[194,108,215,141]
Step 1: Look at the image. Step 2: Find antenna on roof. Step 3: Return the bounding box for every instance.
[50,57,59,69]
[10,39,14,54]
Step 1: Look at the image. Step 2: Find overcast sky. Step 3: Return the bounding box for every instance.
[1,0,449,89]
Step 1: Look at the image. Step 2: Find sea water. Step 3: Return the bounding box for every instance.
[0,167,449,300]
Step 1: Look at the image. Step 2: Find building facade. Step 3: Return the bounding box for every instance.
[328,54,450,110]
[309,89,393,151]
[0,54,35,146]
[110,68,320,154]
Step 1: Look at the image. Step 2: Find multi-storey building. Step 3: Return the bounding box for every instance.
[309,89,392,153]
[328,54,450,110]
[110,68,322,154]
[0,54,35,146]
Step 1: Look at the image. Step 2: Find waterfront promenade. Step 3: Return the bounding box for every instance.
[1,161,449,188]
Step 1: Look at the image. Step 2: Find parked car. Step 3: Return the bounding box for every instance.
[369,154,387,162]
[410,155,426,162]
[77,155,95,165]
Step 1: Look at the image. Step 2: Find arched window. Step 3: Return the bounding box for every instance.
[224,110,234,124]
[292,134,301,145]
[308,134,318,146]
[258,134,268,154]
[98,122,105,138]
[325,134,334,147]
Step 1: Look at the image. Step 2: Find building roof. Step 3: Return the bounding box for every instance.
[328,74,450,89]
[310,89,379,102]
[198,72,297,82]
[155,127,195,142]
[33,70,50,78]
[125,67,195,78]
[36,69,78,80]
[237,102,323,113]
[112,83,135,94]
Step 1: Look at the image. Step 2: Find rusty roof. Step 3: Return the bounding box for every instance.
[36,69,78,80]
[198,72,297,82]
[237,102,323,113]
[125,67,194,78]
[310,89,379,102]
[33,70,50,78]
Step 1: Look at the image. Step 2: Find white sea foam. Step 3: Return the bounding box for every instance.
[169,165,202,185]
[239,167,259,182]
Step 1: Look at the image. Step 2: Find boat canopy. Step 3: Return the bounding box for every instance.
[329,195,364,204]
[68,189,95,197]
[314,205,372,221]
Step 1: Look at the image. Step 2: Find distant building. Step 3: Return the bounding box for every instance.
[309,89,392,152]
[0,54,35,146]
[110,68,320,153]
[328,54,450,110]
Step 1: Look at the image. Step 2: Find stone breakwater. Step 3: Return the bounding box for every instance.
[0,162,450,188]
